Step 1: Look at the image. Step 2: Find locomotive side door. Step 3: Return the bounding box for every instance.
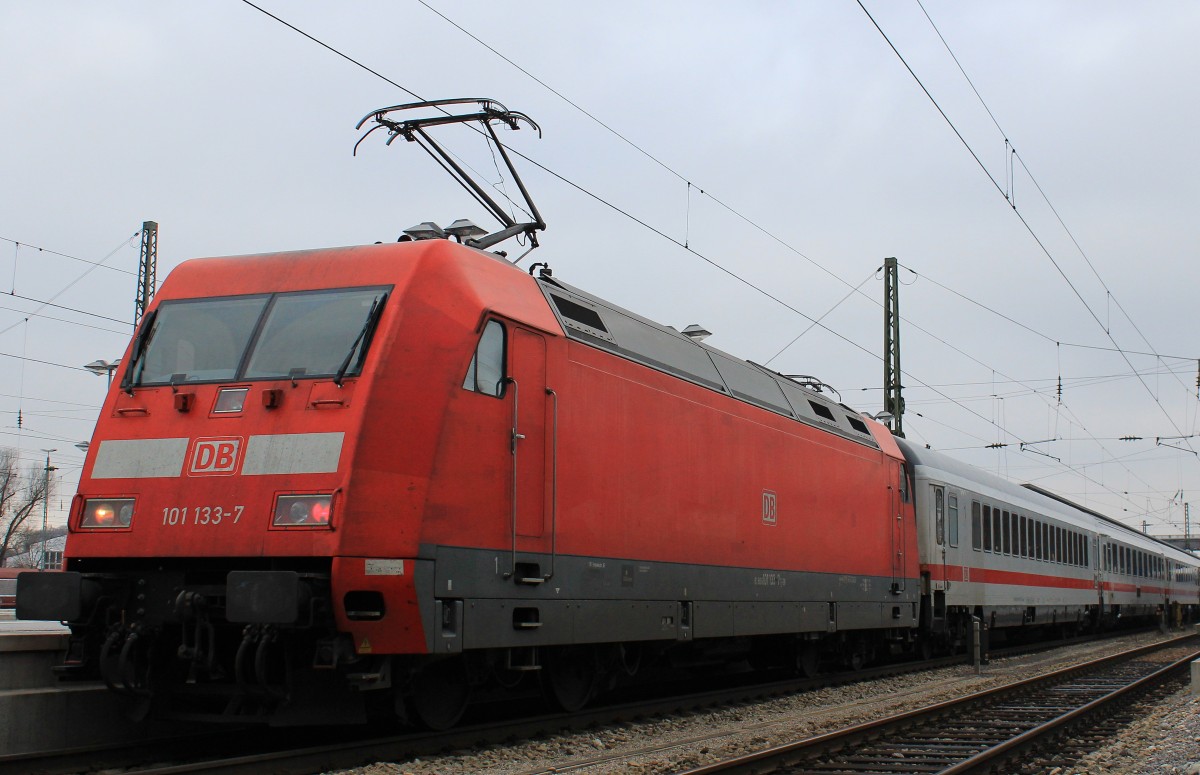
[509,328,548,543]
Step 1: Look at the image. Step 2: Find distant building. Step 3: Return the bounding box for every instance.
[4,535,66,570]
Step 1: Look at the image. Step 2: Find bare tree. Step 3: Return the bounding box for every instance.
[0,448,50,567]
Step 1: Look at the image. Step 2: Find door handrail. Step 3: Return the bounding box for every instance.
[543,387,558,581]
[503,376,521,579]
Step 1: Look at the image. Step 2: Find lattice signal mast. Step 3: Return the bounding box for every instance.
[135,220,158,330]
[883,256,904,438]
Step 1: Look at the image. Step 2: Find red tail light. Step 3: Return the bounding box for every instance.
[273,494,334,528]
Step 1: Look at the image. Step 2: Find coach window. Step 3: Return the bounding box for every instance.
[463,320,506,397]
[993,509,1004,554]
[1001,511,1011,555]
[971,501,982,551]
[948,494,959,547]
[983,505,993,552]
[1019,516,1028,558]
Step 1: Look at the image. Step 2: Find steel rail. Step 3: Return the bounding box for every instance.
[677,633,1199,775]
[3,630,1185,775]
[940,648,1197,775]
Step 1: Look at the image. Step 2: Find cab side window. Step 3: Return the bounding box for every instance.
[463,320,506,397]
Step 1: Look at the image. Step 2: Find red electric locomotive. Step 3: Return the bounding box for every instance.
[17,231,919,726]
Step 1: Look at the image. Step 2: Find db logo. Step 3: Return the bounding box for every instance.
[762,489,778,526]
[188,437,243,476]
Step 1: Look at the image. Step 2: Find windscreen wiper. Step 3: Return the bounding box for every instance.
[334,293,387,387]
[119,308,158,394]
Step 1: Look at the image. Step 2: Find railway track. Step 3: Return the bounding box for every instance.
[677,635,1199,775]
[0,649,967,775]
[2,630,1187,775]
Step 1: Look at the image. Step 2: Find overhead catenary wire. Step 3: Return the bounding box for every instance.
[922,0,1200,412]
[0,297,131,333]
[0,350,119,375]
[898,263,1198,363]
[401,0,1186,517]
[394,5,1057,435]
[0,233,137,339]
[239,1,1185,529]
[1,236,138,277]
[244,2,1013,443]
[860,0,1197,459]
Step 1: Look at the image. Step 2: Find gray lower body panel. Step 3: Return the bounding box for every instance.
[416,545,918,653]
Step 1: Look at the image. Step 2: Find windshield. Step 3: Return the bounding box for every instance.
[131,287,389,386]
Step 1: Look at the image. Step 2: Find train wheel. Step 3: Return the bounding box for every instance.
[540,646,599,712]
[795,644,820,678]
[407,657,471,730]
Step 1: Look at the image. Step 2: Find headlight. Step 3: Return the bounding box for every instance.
[81,498,135,529]
[272,494,333,527]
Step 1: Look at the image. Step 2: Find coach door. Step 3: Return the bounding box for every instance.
[506,328,553,583]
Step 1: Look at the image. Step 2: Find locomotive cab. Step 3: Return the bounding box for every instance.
[16,241,517,722]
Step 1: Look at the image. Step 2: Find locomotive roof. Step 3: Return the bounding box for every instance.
[897,438,1198,562]
[534,273,885,452]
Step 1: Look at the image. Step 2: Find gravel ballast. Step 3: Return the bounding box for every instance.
[329,631,1199,775]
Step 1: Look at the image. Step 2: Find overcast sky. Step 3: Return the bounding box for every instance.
[2,1,1197,536]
